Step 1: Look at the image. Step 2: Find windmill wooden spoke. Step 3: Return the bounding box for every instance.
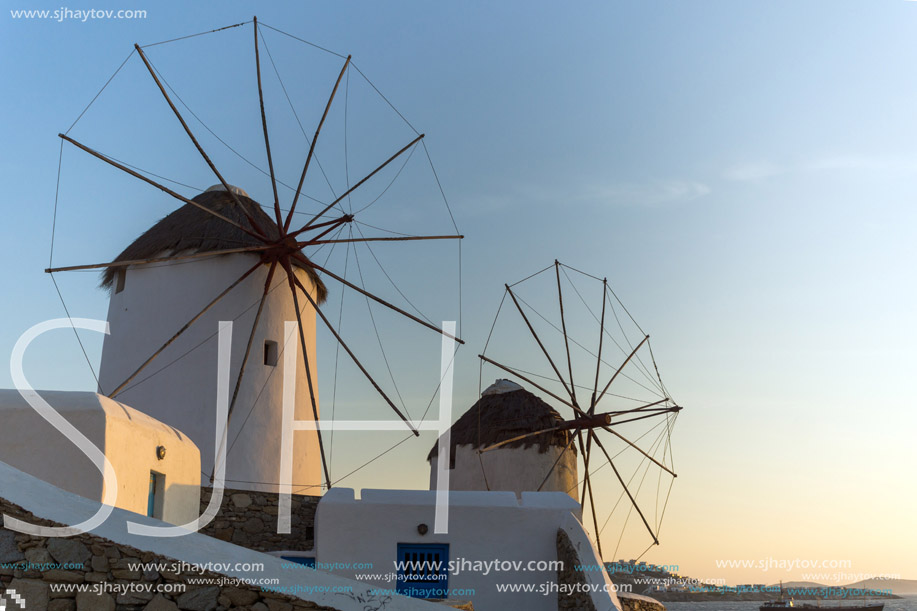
[576,431,590,508]
[479,412,611,453]
[308,261,464,344]
[134,45,268,240]
[289,133,425,239]
[536,432,578,492]
[555,260,578,408]
[607,407,681,427]
[505,285,576,403]
[582,424,594,507]
[579,423,601,554]
[299,234,463,246]
[45,245,273,274]
[605,398,670,415]
[297,214,353,247]
[108,260,263,398]
[301,214,355,233]
[285,54,351,232]
[253,16,282,227]
[592,430,659,544]
[580,431,603,557]
[590,278,607,414]
[58,134,263,241]
[477,354,582,415]
[225,260,279,424]
[608,406,674,417]
[283,263,332,490]
[290,274,419,436]
[601,425,677,478]
[594,334,651,407]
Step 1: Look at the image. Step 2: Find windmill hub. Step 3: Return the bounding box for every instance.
[261,236,306,266]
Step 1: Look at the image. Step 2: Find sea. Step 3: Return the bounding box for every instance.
[665,598,917,611]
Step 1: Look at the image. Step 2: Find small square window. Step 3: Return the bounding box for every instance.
[264,340,278,367]
[114,269,126,294]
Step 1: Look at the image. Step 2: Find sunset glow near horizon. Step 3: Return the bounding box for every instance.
[1,0,915,587]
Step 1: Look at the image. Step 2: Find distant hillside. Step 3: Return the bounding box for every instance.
[848,578,917,596]
[776,581,827,590]
[775,579,917,596]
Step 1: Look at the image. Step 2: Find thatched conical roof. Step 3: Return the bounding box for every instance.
[101,187,327,302]
[428,380,575,466]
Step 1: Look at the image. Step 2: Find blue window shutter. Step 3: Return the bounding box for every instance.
[396,543,449,599]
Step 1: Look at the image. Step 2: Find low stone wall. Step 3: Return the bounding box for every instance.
[198,488,319,553]
[0,496,334,611]
[617,592,666,611]
[555,529,598,611]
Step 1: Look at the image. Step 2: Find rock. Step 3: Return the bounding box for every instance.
[47,539,91,568]
[117,590,155,605]
[111,568,142,579]
[144,595,179,611]
[231,494,252,509]
[143,569,160,581]
[265,599,292,611]
[50,586,77,599]
[160,569,182,581]
[241,518,264,534]
[111,557,139,570]
[85,572,107,583]
[49,599,77,611]
[221,587,259,607]
[177,586,220,611]
[103,547,121,560]
[42,569,85,583]
[212,528,233,542]
[24,547,52,565]
[252,604,269,611]
[0,529,24,563]
[76,591,116,611]
[8,578,50,609]
[90,555,109,572]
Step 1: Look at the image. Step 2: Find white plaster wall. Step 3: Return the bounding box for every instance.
[98,253,322,494]
[429,443,578,500]
[0,461,444,611]
[315,488,584,611]
[0,390,200,525]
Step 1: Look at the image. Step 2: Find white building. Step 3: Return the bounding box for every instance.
[0,390,200,525]
[429,380,578,499]
[97,185,324,495]
[315,488,622,611]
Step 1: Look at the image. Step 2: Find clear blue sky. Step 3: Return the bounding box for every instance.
[2,0,916,584]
